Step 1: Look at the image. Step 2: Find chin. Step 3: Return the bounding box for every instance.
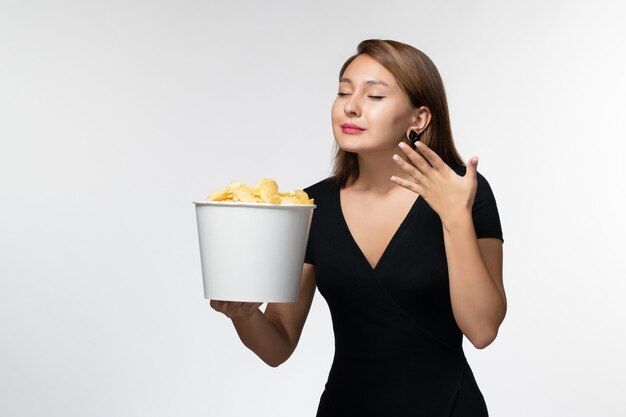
[336,139,364,153]
[335,134,368,153]
[337,138,389,155]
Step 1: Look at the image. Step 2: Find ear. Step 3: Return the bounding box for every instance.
[410,106,432,134]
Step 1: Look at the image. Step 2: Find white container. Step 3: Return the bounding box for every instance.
[193,201,316,302]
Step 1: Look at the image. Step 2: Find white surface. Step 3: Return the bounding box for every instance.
[1,1,625,416]
[194,202,314,302]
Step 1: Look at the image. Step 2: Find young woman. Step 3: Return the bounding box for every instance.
[211,39,505,417]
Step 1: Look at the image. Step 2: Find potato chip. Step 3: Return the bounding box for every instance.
[294,190,309,204]
[280,195,301,204]
[205,178,314,205]
[207,188,229,201]
[225,181,245,192]
[254,179,279,203]
[232,187,255,202]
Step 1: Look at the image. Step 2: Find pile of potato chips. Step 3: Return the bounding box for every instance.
[205,178,314,205]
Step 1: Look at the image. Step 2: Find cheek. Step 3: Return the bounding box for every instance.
[368,106,400,131]
[331,100,343,122]
[330,102,342,140]
[367,105,412,141]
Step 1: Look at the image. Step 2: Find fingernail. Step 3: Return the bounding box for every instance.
[392,154,400,161]
[398,142,406,149]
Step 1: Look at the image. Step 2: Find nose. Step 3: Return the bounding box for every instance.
[344,95,361,117]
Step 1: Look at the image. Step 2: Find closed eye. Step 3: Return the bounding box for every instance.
[337,92,350,97]
[368,96,385,100]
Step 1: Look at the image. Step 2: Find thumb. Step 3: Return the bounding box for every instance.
[467,156,479,178]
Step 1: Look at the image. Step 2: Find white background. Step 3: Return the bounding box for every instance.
[1,1,625,416]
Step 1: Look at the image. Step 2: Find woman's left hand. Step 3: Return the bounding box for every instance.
[390,141,479,227]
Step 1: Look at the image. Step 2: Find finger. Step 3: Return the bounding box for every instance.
[390,175,424,195]
[466,156,478,179]
[244,303,262,315]
[211,300,232,315]
[392,153,425,183]
[398,142,432,173]
[414,141,445,170]
[232,302,245,315]
[233,302,259,318]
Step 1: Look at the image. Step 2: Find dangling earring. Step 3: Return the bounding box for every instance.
[407,130,420,144]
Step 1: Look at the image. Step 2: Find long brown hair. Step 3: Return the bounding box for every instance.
[332,39,464,187]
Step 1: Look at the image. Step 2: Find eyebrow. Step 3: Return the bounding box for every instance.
[339,77,390,87]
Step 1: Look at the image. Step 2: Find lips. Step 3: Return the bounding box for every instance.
[341,123,366,134]
[341,123,365,130]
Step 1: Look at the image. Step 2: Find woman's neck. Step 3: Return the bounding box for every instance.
[350,148,410,194]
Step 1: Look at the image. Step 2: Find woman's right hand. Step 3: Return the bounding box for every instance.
[210,300,263,320]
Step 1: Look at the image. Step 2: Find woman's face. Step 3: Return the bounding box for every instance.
[331,54,416,154]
